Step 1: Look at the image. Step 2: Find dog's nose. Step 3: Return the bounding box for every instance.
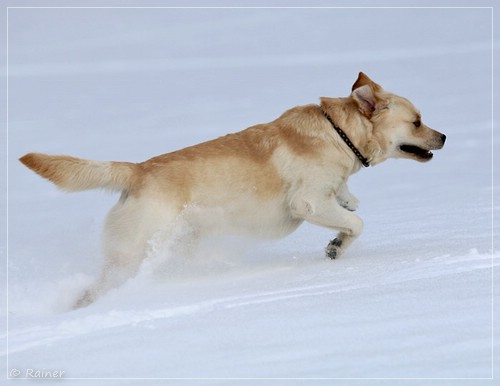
[441,134,446,144]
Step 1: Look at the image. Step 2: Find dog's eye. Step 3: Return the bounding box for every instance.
[413,120,421,128]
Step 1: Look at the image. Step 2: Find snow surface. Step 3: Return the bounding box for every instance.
[2,4,500,385]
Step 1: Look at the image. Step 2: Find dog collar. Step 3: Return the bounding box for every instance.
[321,109,370,168]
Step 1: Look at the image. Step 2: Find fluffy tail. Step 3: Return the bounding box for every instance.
[19,153,140,192]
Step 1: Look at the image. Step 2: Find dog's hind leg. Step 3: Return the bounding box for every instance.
[74,236,150,309]
[74,193,171,309]
[74,261,139,309]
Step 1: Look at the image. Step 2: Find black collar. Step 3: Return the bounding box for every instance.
[321,108,370,168]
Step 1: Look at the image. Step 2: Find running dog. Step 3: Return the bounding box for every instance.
[20,72,446,307]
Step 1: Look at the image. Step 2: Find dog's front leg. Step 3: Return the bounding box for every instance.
[336,182,359,212]
[294,197,363,259]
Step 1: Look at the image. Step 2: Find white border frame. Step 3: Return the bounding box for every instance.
[4,5,495,381]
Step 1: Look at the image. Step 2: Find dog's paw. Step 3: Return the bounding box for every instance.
[326,238,343,259]
[73,289,96,309]
[337,196,359,212]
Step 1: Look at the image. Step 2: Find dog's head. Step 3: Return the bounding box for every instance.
[351,72,446,165]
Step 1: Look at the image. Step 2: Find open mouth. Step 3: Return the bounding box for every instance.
[399,144,433,160]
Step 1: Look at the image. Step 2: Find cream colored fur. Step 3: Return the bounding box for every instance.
[19,72,445,308]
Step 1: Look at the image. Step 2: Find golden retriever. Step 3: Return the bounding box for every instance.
[19,72,446,307]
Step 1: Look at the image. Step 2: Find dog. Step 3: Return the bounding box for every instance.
[19,72,446,308]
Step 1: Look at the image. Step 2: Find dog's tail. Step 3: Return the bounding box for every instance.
[19,153,140,192]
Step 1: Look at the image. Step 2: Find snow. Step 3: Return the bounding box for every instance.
[2,4,499,384]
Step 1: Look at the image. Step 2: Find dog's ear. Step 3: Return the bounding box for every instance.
[352,72,375,91]
[352,85,378,117]
[351,72,384,118]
